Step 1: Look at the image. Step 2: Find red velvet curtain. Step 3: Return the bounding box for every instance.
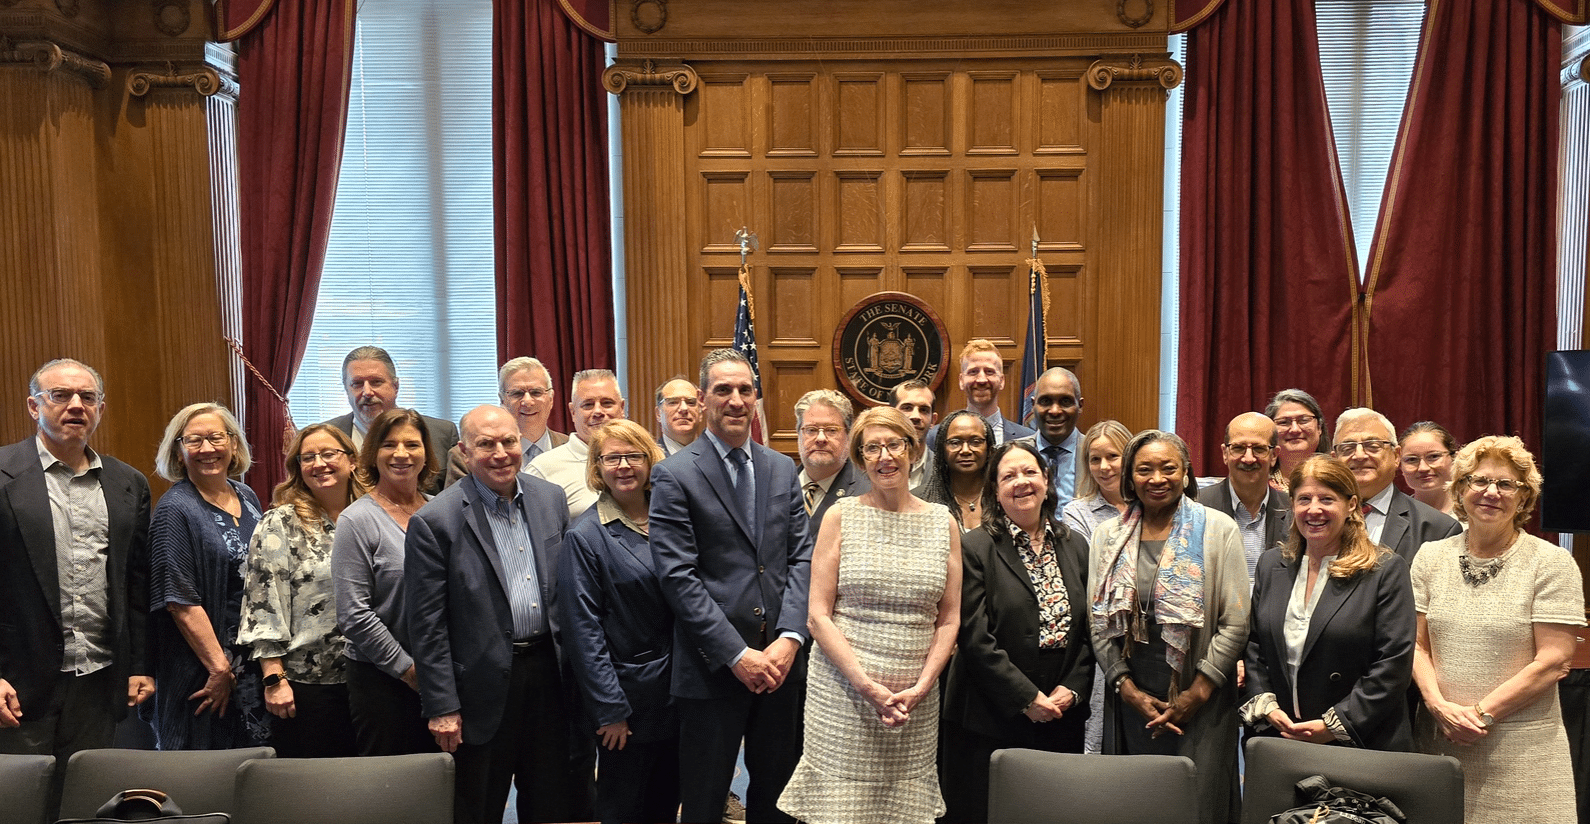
[494,0,614,434]
[1175,0,1359,474]
[234,1,356,501]
[1359,0,1562,454]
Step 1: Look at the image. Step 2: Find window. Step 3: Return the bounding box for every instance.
[287,0,498,429]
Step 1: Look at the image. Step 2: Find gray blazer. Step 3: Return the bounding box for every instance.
[1380,488,1461,563]
[404,472,570,743]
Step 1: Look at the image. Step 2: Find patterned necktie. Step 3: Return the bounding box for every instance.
[804,481,822,517]
[1360,502,1373,517]
[728,448,754,524]
[523,441,542,464]
[1043,445,1063,477]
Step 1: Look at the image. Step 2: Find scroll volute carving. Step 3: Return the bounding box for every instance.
[1086,53,1182,91]
[0,39,111,87]
[127,64,237,98]
[602,58,699,95]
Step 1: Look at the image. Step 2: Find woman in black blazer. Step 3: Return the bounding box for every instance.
[1242,455,1416,751]
[941,441,1094,822]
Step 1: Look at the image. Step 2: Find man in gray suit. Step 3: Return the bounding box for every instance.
[794,389,869,527]
[324,345,459,494]
[406,405,579,824]
[0,359,154,810]
[1333,408,1461,560]
[651,349,814,824]
[1197,412,1293,582]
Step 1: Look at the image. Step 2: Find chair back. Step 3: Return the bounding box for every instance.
[58,746,275,819]
[0,753,56,824]
[988,748,1200,824]
[1241,737,1463,824]
[232,753,455,824]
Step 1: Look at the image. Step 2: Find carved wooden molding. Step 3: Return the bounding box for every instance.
[0,38,110,88]
[622,33,1167,58]
[630,0,667,34]
[127,64,236,98]
[153,0,192,37]
[1116,0,1153,29]
[603,58,698,95]
[1086,54,1181,91]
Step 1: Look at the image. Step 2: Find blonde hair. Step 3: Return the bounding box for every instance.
[1449,435,1541,531]
[1074,419,1131,500]
[154,403,252,482]
[585,419,665,494]
[848,406,921,466]
[1282,455,1382,579]
[958,338,999,372]
[273,424,366,531]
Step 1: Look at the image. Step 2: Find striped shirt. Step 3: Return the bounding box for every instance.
[466,474,547,640]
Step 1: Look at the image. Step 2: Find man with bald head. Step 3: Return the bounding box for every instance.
[1332,408,1459,561]
[1197,412,1293,581]
[406,405,580,824]
[655,376,702,457]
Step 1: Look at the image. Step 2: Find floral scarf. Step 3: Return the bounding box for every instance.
[1092,495,1208,678]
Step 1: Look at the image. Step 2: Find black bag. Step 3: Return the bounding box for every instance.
[55,788,230,824]
[1268,774,1407,824]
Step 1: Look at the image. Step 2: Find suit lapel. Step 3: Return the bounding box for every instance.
[519,475,558,598]
[696,446,755,544]
[3,445,60,620]
[1379,490,1412,553]
[993,531,1037,600]
[1265,488,1292,552]
[1302,570,1365,663]
[461,482,512,595]
[1262,555,1300,672]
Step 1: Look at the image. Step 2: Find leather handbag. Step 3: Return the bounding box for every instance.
[55,788,230,824]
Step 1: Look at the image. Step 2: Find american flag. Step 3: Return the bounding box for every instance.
[733,279,770,444]
[1019,256,1047,426]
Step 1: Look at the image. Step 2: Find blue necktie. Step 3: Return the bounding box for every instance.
[728,448,753,524]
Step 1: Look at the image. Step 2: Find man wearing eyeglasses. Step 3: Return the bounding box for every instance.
[889,380,938,490]
[655,376,702,457]
[529,369,626,519]
[325,346,459,494]
[445,357,569,486]
[1197,412,1292,582]
[0,359,153,811]
[794,390,870,526]
[1332,408,1460,560]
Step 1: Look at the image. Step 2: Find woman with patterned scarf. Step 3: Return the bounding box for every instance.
[1089,430,1250,824]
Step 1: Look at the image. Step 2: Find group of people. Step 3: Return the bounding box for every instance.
[0,342,1582,824]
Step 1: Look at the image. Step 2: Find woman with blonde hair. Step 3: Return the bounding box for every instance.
[146,402,269,749]
[1062,420,1132,538]
[1241,455,1415,751]
[238,423,365,757]
[1411,436,1584,823]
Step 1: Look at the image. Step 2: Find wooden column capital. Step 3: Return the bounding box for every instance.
[127,66,237,99]
[1086,54,1181,92]
[602,58,698,95]
[0,38,110,87]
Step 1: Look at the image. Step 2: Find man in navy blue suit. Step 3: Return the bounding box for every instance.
[406,405,580,824]
[650,349,814,823]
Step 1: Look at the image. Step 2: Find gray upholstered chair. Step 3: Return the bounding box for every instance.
[0,753,56,824]
[58,746,275,820]
[1241,737,1464,824]
[988,748,1200,824]
[232,753,455,824]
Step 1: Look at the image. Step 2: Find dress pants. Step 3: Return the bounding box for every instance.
[595,733,680,824]
[451,641,581,824]
[676,649,806,824]
[267,680,357,758]
[346,658,436,757]
[0,668,118,820]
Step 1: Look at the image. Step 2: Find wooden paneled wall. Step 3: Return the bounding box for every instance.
[610,0,1176,455]
[0,1,238,490]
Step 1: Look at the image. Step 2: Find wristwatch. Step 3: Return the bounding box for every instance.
[1475,704,1495,728]
[262,672,287,688]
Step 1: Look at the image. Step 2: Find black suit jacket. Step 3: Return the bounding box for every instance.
[1379,488,1461,562]
[650,435,813,700]
[1197,481,1293,557]
[1242,547,1415,751]
[806,460,870,527]
[405,472,570,744]
[946,518,1094,744]
[0,438,150,718]
[325,412,460,494]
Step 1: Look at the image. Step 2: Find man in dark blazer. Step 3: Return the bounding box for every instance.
[794,389,869,526]
[1333,409,1460,561]
[1197,412,1293,581]
[406,405,579,824]
[324,345,459,494]
[925,339,1035,453]
[655,375,702,457]
[0,359,153,807]
[651,349,814,824]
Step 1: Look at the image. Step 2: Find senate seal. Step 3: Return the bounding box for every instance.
[832,292,948,406]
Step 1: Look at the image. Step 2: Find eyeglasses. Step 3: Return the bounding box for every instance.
[1273,414,1318,429]
[799,426,843,440]
[945,437,987,451]
[1332,439,1395,458]
[33,388,102,406]
[861,440,908,460]
[1463,475,1523,494]
[1400,451,1451,470]
[503,388,552,403]
[298,449,351,465]
[1223,443,1272,457]
[181,432,232,448]
[660,397,699,409]
[598,452,647,468]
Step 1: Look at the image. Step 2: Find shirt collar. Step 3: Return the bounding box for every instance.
[1364,483,1396,515]
[1225,479,1268,522]
[35,435,101,474]
[466,472,520,512]
[702,428,747,463]
[596,492,648,535]
[1036,427,1080,454]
